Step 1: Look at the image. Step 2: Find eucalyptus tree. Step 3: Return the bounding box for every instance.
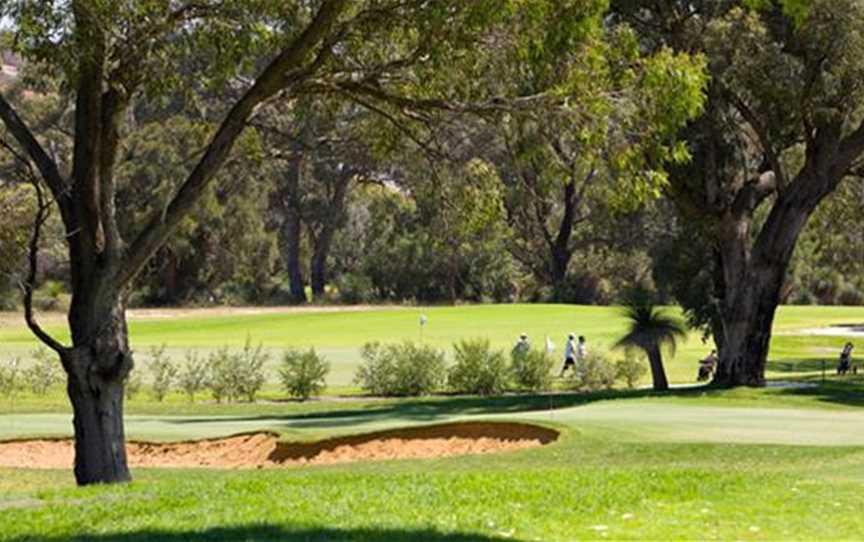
[612,0,864,386]
[0,0,531,485]
[477,0,707,297]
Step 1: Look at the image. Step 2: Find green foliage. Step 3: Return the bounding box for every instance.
[279,349,330,401]
[0,357,22,403]
[509,348,554,392]
[616,288,688,356]
[614,351,648,389]
[177,351,209,403]
[24,347,62,396]
[124,369,143,401]
[207,340,269,404]
[147,346,178,403]
[354,342,447,397]
[334,272,375,305]
[567,351,617,392]
[447,339,509,396]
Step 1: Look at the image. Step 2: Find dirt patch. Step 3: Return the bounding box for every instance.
[0,422,557,470]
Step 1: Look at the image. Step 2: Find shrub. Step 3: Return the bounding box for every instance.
[178,351,209,402]
[236,340,269,402]
[568,351,617,392]
[448,338,508,395]
[207,347,237,403]
[336,272,375,304]
[25,348,63,395]
[207,340,269,403]
[0,357,23,404]
[354,341,446,396]
[146,346,178,402]
[279,348,330,401]
[615,351,648,389]
[124,369,143,400]
[509,348,554,392]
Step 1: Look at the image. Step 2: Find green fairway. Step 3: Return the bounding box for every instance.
[3,305,864,541]
[5,383,864,540]
[2,304,862,388]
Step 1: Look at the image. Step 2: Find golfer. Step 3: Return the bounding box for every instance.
[560,333,577,377]
[512,333,530,358]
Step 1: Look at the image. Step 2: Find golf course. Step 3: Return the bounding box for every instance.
[2,304,864,541]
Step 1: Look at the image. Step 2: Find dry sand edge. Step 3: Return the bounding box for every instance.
[0,421,559,470]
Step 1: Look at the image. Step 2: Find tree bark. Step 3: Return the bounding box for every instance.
[549,180,577,289]
[65,290,133,485]
[712,199,814,386]
[309,171,352,299]
[280,151,307,303]
[647,344,669,391]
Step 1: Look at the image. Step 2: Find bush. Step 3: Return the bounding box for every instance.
[354,341,446,396]
[207,340,269,403]
[207,347,237,404]
[25,348,63,395]
[336,272,375,304]
[509,348,554,392]
[568,351,616,392]
[615,351,648,389]
[837,284,864,306]
[178,351,209,402]
[448,338,508,395]
[0,357,23,404]
[279,348,330,401]
[147,346,178,402]
[124,368,143,400]
[236,340,269,402]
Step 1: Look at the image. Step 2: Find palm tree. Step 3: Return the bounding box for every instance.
[615,289,688,391]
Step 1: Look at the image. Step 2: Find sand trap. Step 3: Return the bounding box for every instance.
[0,422,558,470]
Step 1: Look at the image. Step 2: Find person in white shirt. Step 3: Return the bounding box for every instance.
[559,333,578,377]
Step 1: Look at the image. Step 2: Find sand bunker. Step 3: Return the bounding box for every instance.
[0,422,558,470]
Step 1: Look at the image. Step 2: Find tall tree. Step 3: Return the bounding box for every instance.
[613,0,864,385]
[0,0,522,485]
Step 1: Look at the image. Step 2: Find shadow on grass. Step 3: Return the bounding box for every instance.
[774,376,864,408]
[8,525,521,542]
[766,358,832,373]
[165,386,718,430]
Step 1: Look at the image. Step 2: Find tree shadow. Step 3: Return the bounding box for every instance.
[8,524,523,542]
[165,386,716,430]
[773,376,864,408]
[765,358,831,373]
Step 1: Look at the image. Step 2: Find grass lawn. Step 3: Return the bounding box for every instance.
[1,304,862,389]
[2,304,864,540]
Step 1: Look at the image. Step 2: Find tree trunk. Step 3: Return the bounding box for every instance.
[309,170,352,300]
[65,292,133,485]
[549,180,576,299]
[283,210,306,303]
[310,239,329,299]
[279,151,307,303]
[713,198,816,387]
[647,345,669,391]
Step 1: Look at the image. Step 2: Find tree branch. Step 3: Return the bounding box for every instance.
[15,160,68,355]
[119,0,350,287]
[0,93,70,218]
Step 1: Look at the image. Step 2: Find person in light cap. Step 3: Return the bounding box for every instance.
[512,333,530,359]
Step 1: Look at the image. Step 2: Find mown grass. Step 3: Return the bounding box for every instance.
[4,421,864,541]
[1,304,862,388]
[2,304,864,540]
